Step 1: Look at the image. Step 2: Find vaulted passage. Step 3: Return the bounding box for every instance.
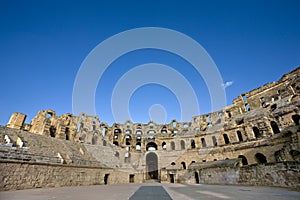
[238,155,248,165]
[146,142,157,151]
[255,153,267,164]
[292,114,300,125]
[270,121,280,134]
[146,152,158,180]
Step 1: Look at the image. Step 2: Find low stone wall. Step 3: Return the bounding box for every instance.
[239,161,300,188]
[197,167,239,185]
[0,159,146,191]
[0,160,108,191]
[187,162,300,189]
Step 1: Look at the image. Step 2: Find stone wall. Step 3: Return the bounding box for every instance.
[239,161,300,188]
[188,162,300,189]
[0,160,105,191]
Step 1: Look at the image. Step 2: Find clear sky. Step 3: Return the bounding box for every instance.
[0,0,299,126]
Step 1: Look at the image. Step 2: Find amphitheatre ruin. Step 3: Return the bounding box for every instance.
[0,66,299,191]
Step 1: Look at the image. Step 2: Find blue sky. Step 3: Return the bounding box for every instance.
[0,0,299,125]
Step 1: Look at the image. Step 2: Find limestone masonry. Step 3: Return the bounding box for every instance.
[1,67,300,191]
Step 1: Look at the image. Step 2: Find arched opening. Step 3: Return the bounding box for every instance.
[181,161,186,169]
[170,141,175,150]
[290,150,300,161]
[191,139,196,149]
[238,155,248,166]
[124,152,130,163]
[169,174,175,183]
[223,134,230,144]
[245,103,250,111]
[162,142,166,150]
[129,174,134,183]
[201,138,206,147]
[146,152,158,180]
[125,135,131,145]
[146,142,157,151]
[77,123,82,132]
[180,140,185,150]
[104,174,109,185]
[92,136,97,145]
[253,126,262,138]
[292,114,300,125]
[46,113,53,119]
[113,141,119,146]
[136,142,141,150]
[172,121,176,128]
[114,128,121,133]
[194,172,200,184]
[212,136,217,146]
[102,127,107,137]
[255,153,267,164]
[161,127,167,134]
[237,131,243,142]
[171,162,175,166]
[270,121,280,134]
[49,126,56,137]
[65,127,70,140]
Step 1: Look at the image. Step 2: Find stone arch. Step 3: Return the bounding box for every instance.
[255,153,267,164]
[181,161,186,169]
[180,140,185,150]
[292,114,300,125]
[253,126,262,138]
[146,152,158,180]
[146,142,157,151]
[201,138,206,147]
[212,136,217,146]
[92,135,97,145]
[170,141,175,150]
[65,127,70,140]
[125,135,131,145]
[270,121,280,134]
[162,141,166,150]
[223,134,230,144]
[49,126,56,137]
[237,131,243,142]
[136,142,141,150]
[191,139,196,149]
[238,155,248,166]
[113,141,119,146]
[194,171,200,184]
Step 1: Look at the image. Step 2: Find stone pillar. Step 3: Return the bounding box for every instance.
[6,112,26,130]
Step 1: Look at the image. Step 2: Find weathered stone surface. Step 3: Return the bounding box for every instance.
[0,66,299,190]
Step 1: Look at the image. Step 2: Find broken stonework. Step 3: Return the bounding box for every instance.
[0,66,300,190]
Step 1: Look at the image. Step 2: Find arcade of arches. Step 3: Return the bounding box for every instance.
[2,66,300,189]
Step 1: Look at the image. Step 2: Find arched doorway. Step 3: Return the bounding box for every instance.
[146,152,158,180]
[270,121,280,134]
[238,155,248,166]
[255,153,267,164]
[194,171,200,184]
